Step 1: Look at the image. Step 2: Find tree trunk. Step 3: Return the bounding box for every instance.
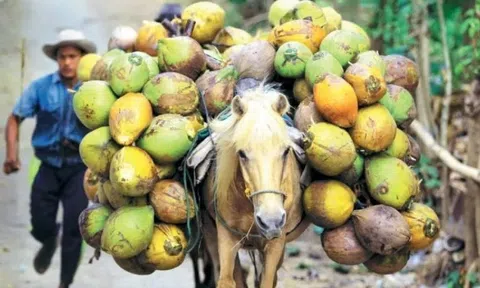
[465,76,480,268]
[369,0,387,53]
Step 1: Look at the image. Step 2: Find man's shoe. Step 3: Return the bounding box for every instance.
[33,236,58,274]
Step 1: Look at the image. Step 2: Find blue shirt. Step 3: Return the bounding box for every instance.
[12,71,90,168]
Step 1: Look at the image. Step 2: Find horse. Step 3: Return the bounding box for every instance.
[200,84,311,287]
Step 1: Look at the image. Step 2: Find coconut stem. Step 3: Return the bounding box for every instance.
[161,19,180,36]
[184,20,196,37]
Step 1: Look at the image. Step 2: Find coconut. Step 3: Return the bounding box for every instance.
[402,203,440,251]
[185,110,207,133]
[113,256,155,275]
[305,122,357,176]
[279,1,327,28]
[79,127,122,177]
[322,6,342,33]
[83,168,100,201]
[78,203,113,249]
[344,63,387,106]
[101,206,155,259]
[109,92,153,146]
[95,182,111,206]
[305,51,344,88]
[108,26,137,52]
[364,248,410,274]
[149,179,196,224]
[274,41,313,79]
[143,72,199,116]
[379,84,417,129]
[73,81,117,130]
[77,53,101,82]
[303,180,356,228]
[91,49,125,81]
[196,65,239,117]
[268,0,300,27]
[132,51,160,79]
[157,36,207,80]
[134,20,169,56]
[293,78,312,103]
[313,73,358,128]
[349,103,397,153]
[109,146,158,197]
[268,19,327,53]
[138,223,187,270]
[108,52,150,96]
[404,134,421,166]
[155,164,177,180]
[222,44,245,62]
[320,30,370,66]
[229,40,276,80]
[341,20,370,47]
[102,180,148,210]
[181,2,225,44]
[365,155,417,210]
[294,97,323,133]
[335,152,365,187]
[351,205,411,255]
[383,54,420,94]
[321,220,373,265]
[384,128,410,159]
[136,114,196,165]
[203,47,227,71]
[355,50,386,76]
[212,26,253,52]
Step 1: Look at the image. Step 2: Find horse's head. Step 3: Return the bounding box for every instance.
[212,84,297,240]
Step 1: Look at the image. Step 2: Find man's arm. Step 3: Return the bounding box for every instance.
[3,83,38,174]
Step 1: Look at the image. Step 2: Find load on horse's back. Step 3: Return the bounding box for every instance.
[191,83,310,287]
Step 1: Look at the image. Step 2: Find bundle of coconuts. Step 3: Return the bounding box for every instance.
[74,0,441,276]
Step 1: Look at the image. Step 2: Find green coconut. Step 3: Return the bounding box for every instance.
[335,152,365,187]
[132,51,160,79]
[101,205,155,259]
[274,41,313,79]
[319,30,370,67]
[157,36,207,80]
[305,51,344,88]
[341,20,371,49]
[137,114,196,165]
[78,203,113,249]
[383,128,410,159]
[279,0,327,28]
[102,180,148,209]
[268,0,300,27]
[365,155,417,210]
[109,146,158,197]
[355,50,386,76]
[304,122,357,176]
[195,65,239,117]
[142,72,200,115]
[91,49,126,81]
[108,52,150,96]
[73,81,117,130]
[379,84,417,129]
[79,126,122,177]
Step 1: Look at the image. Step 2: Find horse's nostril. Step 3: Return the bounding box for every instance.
[255,214,269,230]
[277,211,286,228]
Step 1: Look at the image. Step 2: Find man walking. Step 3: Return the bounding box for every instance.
[3,29,97,288]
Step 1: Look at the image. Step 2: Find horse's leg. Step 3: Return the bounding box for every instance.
[234,253,248,288]
[260,236,286,288]
[202,247,216,288]
[189,249,202,287]
[202,211,220,283]
[217,224,241,288]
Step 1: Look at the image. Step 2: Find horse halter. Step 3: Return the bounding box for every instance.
[245,188,287,202]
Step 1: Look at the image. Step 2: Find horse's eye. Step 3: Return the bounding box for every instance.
[238,150,248,161]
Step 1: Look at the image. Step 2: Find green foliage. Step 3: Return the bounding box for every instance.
[412,155,441,190]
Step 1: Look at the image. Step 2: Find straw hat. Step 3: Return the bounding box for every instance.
[42,29,97,60]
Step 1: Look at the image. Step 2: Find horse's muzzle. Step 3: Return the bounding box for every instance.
[255,209,286,240]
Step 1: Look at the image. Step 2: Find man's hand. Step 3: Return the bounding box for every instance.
[3,156,20,175]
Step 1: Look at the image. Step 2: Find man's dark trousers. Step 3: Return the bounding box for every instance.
[30,161,88,285]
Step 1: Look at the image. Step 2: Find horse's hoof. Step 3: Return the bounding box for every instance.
[217,279,236,288]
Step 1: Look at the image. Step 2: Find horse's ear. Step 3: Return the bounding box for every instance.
[273,93,290,116]
[232,95,246,117]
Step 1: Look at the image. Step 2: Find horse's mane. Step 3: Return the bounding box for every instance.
[210,82,299,199]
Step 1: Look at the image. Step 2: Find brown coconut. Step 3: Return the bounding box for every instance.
[149,179,196,224]
[351,205,411,255]
[364,248,410,275]
[294,97,323,133]
[321,220,373,265]
[383,55,420,94]
[228,40,276,80]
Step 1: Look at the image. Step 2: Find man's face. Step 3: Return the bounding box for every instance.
[56,46,83,80]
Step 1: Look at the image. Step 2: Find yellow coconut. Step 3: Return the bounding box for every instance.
[77,53,102,82]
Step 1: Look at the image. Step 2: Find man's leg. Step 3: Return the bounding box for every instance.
[30,163,61,274]
[59,164,88,286]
